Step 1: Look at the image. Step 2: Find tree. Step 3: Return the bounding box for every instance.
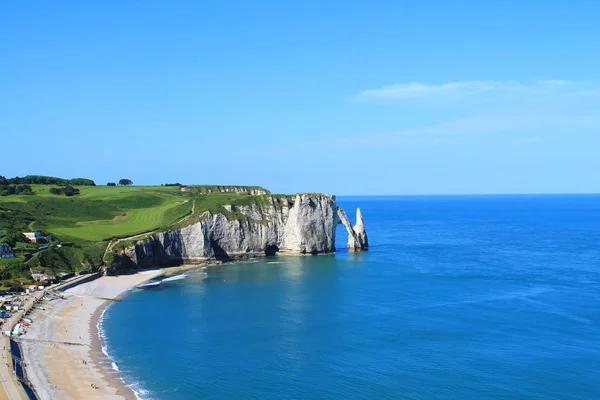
[49,185,80,196]
[107,182,116,186]
[69,178,96,186]
[0,231,24,248]
[119,179,133,186]
[1,175,95,186]
[63,185,79,196]
[0,184,33,196]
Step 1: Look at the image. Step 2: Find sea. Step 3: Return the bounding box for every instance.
[101,195,600,400]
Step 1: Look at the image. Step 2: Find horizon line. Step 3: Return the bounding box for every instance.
[335,192,600,197]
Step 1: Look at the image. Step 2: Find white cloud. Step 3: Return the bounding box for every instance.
[355,79,573,103]
[297,107,600,151]
[279,79,600,152]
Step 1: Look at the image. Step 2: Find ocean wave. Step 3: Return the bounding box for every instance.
[161,273,187,282]
[137,281,161,288]
[112,361,120,371]
[97,307,110,358]
[129,380,155,400]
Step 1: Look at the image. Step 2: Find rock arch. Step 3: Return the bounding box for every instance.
[336,207,369,252]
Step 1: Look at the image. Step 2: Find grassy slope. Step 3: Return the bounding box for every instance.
[0,185,195,280]
[0,185,191,242]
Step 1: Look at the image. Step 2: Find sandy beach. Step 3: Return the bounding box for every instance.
[21,269,163,400]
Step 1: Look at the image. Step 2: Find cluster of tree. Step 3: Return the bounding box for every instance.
[49,185,80,196]
[0,260,32,292]
[0,184,33,196]
[162,183,184,187]
[68,178,96,186]
[0,175,96,186]
[107,179,133,186]
[0,230,25,247]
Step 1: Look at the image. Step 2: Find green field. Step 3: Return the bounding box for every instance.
[0,185,283,243]
[50,194,192,241]
[0,183,279,286]
[0,185,195,283]
[1,184,276,259]
[0,185,192,241]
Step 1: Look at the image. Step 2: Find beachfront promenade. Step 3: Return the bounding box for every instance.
[0,291,42,400]
[0,274,101,400]
[0,335,24,399]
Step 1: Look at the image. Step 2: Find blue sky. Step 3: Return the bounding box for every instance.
[1,1,599,195]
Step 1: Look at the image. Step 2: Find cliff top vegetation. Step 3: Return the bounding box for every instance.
[0,179,303,287]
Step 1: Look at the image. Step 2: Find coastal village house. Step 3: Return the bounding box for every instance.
[30,270,57,284]
[0,243,15,259]
[22,232,51,243]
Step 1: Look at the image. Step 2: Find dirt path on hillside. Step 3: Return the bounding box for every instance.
[176,199,195,224]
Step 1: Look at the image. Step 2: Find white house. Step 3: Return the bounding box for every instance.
[23,232,43,243]
[0,244,15,259]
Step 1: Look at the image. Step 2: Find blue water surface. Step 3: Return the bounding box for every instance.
[103,195,600,399]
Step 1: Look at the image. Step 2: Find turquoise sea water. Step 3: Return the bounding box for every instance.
[102,195,600,399]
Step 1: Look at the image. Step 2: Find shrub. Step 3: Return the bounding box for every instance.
[49,185,80,196]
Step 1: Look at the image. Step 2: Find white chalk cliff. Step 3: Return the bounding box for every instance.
[114,193,368,268]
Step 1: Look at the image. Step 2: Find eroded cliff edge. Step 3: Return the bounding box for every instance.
[110,193,367,270]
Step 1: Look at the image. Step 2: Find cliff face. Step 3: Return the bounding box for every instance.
[116,193,367,268]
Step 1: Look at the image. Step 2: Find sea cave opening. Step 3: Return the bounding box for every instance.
[265,244,279,256]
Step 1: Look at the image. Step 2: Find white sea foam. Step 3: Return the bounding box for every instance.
[162,273,187,282]
[97,306,110,357]
[129,380,155,400]
[138,281,161,288]
[112,361,120,371]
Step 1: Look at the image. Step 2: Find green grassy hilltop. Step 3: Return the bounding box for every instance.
[1,185,191,241]
[0,180,276,290]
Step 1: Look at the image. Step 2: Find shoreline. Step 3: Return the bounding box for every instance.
[89,263,212,399]
[89,290,137,400]
[21,264,209,399]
